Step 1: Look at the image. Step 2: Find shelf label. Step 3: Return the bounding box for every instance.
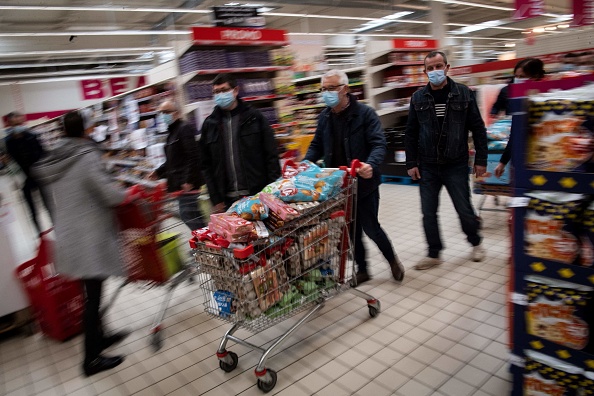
[192,27,286,43]
[392,39,438,50]
[508,197,530,207]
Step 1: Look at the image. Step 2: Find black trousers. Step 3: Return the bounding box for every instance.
[83,278,105,364]
[22,177,51,233]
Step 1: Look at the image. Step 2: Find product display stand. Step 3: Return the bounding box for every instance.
[508,74,594,395]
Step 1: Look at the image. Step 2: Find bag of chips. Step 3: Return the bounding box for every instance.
[524,350,583,396]
[230,195,269,221]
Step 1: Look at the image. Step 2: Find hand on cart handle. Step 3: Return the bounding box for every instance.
[407,167,421,180]
[474,165,487,178]
[354,161,374,179]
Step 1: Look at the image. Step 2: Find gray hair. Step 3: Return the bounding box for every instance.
[322,69,349,86]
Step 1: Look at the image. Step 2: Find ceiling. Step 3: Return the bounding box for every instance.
[0,0,583,84]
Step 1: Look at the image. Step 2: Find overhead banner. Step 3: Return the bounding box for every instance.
[513,0,545,19]
[573,0,594,26]
[392,39,438,50]
[191,27,287,45]
[212,6,265,28]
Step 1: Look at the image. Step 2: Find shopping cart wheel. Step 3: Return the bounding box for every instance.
[151,331,163,351]
[368,300,381,318]
[219,351,238,372]
[257,369,277,393]
[369,306,379,318]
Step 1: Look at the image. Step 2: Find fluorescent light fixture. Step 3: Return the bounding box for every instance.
[264,12,375,21]
[447,23,523,31]
[0,30,189,37]
[544,26,557,31]
[444,36,517,41]
[558,24,570,29]
[0,74,146,86]
[0,47,172,58]
[0,5,210,13]
[225,2,241,5]
[450,19,504,35]
[352,11,413,33]
[505,43,516,47]
[287,32,431,38]
[0,67,143,79]
[383,11,414,20]
[533,27,546,33]
[431,0,513,11]
[0,59,151,70]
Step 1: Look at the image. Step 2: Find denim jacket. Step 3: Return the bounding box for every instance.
[404,77,487,169]
[304,94,386,198]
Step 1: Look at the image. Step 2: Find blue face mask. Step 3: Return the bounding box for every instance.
[427,69,446,86]
[322,91,341,108]
[214,91,236,109]
[162,113,174,126]
[561,64,576,71]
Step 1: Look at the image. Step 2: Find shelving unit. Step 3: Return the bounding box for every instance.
[507,74,594,396]
[365,39,437,179]
[323,44,365,69]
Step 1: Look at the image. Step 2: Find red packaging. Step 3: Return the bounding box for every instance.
[259,193,300,221]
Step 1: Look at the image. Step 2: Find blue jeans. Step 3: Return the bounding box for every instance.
[354,188,396,273]
[178,194,205,232]
[419,161,481,258]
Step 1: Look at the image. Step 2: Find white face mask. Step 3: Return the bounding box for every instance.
[514,77,528,84]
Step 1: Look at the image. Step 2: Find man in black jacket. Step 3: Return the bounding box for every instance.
[4,111,49,233]
[304,69,404,285]
[153,101,205,231]
[405,51,488,271]
[200,73,280,212]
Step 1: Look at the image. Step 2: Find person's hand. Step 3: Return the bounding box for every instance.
[212,202,226,214]
[181,183,193,192]
[474,165,487,178]
[407,167,421,180]
[356,162,373,179]
[148,171,158,181]
[494,163,506,178]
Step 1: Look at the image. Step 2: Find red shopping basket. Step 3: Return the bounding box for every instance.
[15,236,84,341]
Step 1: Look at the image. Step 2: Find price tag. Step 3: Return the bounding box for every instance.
[508,197,530,208]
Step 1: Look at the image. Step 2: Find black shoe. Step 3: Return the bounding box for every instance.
[356,272,371,285]
[101,331,129,351]
[83,355,124,377]
[390,259,405,282]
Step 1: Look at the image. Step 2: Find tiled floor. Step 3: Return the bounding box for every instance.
[0,183,513,395]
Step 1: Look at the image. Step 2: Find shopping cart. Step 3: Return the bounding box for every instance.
[15,230,85,341]
[106,184,203,350]
[191,160,381,393]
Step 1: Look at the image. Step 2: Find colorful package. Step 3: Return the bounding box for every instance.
[213,290,236,317]
[525,275,592,350]
[580,201,594,267]
[263,178,327,202]
[294,169,346,199]
[251,266,282,311]
[487,118,512,141]
[524,350,583,396]
[282,160,321,178]
[524,192,585,264]
[230,195,269,221]
[259,193,300,221]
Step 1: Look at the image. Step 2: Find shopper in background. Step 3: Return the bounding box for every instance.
[494,58,546,178]
[405,51,488,270]
[200,73,281,211]
[490,58,530,117]
[151,100,205,232]
[4,111,50,234]
[304,69,405,284]
[31,110,131,377]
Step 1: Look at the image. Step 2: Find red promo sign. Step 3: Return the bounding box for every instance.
[513,0,545,19]
[573,0,594,26]
[80,76,147,101]
[392,39,438,50]
[191,27,286,43]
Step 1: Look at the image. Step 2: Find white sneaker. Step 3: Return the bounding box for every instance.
[414,257,442,270]
[471,244,486,262]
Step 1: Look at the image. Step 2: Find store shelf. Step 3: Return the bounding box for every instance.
[294,88,319,95]
[376,106,409,117]
[293,66,365,84]
[182,66,292,85]
[368,63,394,75]
[136,91,171,103]
[371,85,398,96]
[139,111,158,119]
[191,39,289,47]
[242,94,290,102]
[392,61,425,66]
[293,103,326,111]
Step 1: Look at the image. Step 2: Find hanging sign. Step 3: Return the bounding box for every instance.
[513,0,545,19]
[392,39,438,50]
[212,6,265,28]
[191,27,287,45]
[573,0,594,26]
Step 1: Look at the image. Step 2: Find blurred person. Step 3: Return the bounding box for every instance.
[31,110,132,377]
[561,52,579,71]
[494,58,545,178]
[151,100,205,231]
[405,51,488,270]
[200,73,281,211]
[4,111,50,233]
[490,58,531,117]
[304,69,404,284]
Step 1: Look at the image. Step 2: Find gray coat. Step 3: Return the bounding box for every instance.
[31,138,126,279]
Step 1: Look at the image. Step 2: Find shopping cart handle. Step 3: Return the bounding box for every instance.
[233,244,254,260]
[350,159,361,177]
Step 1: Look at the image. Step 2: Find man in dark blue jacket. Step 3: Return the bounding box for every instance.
[405,51,488,271]
[305,69,404,285]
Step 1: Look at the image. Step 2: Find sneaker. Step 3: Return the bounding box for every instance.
[356,272,371,285]
[414,257,442,270]
[389,258,405,282]
[471,244,486,262]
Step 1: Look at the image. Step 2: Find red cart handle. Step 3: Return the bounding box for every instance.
[350,159,361,177]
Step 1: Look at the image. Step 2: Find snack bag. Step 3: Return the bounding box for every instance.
[213,290,236,317]
[282,160,321,178]
[251,266,282,311]
[231,195,269,221]
[525,275,592,350]
[259,193,300,221]
[525,192,585,264]
[524,350,583,396]
[294,169,346,199]
[527,97,594,172]
[486,118,512,141]
[581,201,594,267]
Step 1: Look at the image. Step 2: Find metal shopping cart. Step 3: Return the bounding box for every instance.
[191,161,381,393]
[106,184,203,350]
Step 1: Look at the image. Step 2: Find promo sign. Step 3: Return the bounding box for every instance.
[80,76,147,101]
[513,0,545,19]
[191,27,287,44]
[573,0,594,26]
[392,39,438,50]
[212,6,265,28]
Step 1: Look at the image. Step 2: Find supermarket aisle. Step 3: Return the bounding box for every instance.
[0,183,512,396]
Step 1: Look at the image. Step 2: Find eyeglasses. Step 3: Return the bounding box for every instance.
[320,84,345,93]
[212,87,234,95]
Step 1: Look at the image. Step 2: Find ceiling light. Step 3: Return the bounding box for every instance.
[224,2,241,5]
[352,11,414,33]
[287,32,431,38]
[383,11,414,20]
[0,5,210,13]
[0,30,189,37]
[444,36,517,41]
[505,43,516,47]
[0,59,151,70]
[533,27,546,33]
[521,31,531,34]
[0,47,172,58]
[0,74,146,86]
[558,24,570,28]
[431,0,513,11]
[450,19,504,35]
[0,67,141,79]
[544,26,557,31]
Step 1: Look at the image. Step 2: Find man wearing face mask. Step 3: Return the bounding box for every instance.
[4,111,50,234]
[199,73,281,212]
[405,51,488,271]
[304,69,405,285]
[152,100,205,231]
